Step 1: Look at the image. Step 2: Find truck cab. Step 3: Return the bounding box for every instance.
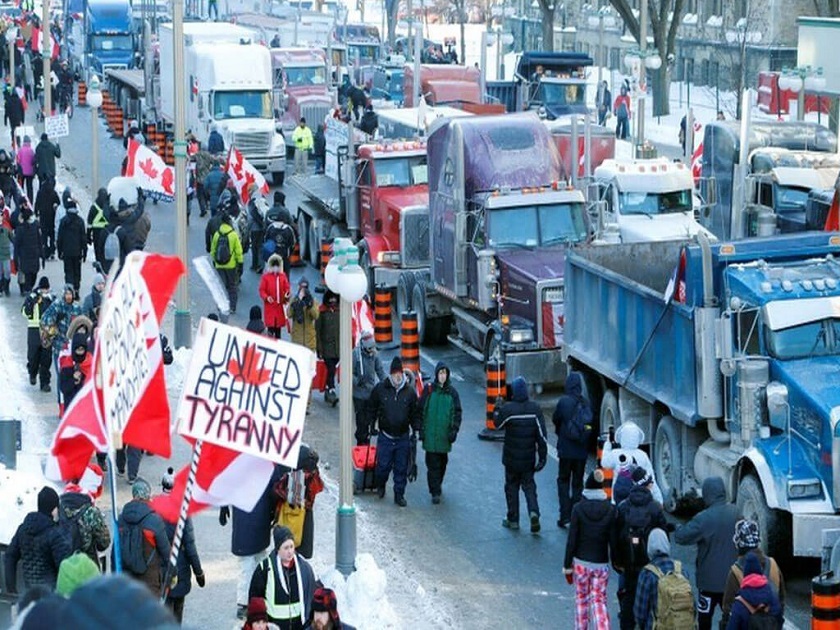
[593,158,714,242]
[334,23,381,86]
[403,64,505,114]
[371,55,405,105]
[270,48,334,145]
[82,0,134,74]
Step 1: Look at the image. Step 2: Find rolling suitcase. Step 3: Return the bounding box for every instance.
[352,440,377,494]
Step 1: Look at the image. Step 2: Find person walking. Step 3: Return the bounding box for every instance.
[553,371,592,528]
[35,177,60,260]
[352,330,386,445]
[315,290,340,404]
[259,253,290,338]
[613,86,631,140]
[203,158,226,217]
[249,526,317,629]
[0,211,11,296]
[292,118,313,175]
[248,188,267,272]
[207,123,225,154]
[22,276,54,391]
[492,376,548,533]
[674,476,741,630]
[418,361,462,504]
[563,469,617,630]
[59,332,93,409]
[634,528,695,630]
[721,519,786,627]
[86,188,110,270]
[264,207,296,275]
[4,487,72,594]
[116,479,171,596]
[193,148,215,218]
[597,80,612,126]
[313,124,326,174]
[289,277,319,350]
[58,464,110,566]
[56,197,87,296]
[274,453,324,560]
[211,210,244,314]
[35,132,61,186]
[5,86,24,149]
[368,357,421,507]
[81,272,106,325]
[207,0,218,20]
[13,205,42,294]
[724,552,784,630]
[16,134,36,203]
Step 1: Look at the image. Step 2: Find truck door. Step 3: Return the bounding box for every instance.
[357,160,373,232]
[465,205,484,301]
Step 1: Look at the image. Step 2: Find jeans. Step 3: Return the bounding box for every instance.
[314,154,324,173]
[504,468,539,522]
[217,267,240,312]
[558,457,586,523]
[616,116,629,140]
[207,0,218,19]
[573,562,610,630]
[375,432,410,498]
[116,446,143,480]
[425,451,448,496]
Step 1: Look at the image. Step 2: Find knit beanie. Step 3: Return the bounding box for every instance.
[37,486,60,515]
[631,467,652,488]
[743,551,763,577]
[273,525,295,549]
[584,469,604,490]
[733,519,761,552]
[312,587,341,624]
[246,597,268,623]
[132,478,151,500]
[37,276,50,290]
[390,356,403,374]
[56,553,101,597]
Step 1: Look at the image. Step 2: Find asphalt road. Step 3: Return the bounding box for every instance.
[0,102,817,628]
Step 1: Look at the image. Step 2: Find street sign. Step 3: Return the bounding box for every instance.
[44,113,69,138]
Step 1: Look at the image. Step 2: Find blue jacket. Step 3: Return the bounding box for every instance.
[553,371,589,460]
[203,166,225,213]
[231,465,284,557]
[726,573,783,630]
[207,130,225,155]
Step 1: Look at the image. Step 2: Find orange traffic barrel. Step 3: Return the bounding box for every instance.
[812,572,840,629]
[400,311,420,374]
[114,108,124,138]
[374,288,393,345]
[77,81,86,106]
[319,238,332,284]
[146,123,156,145]
[479,358,506,441]
[597,436,614,501]
[289,241,302,267]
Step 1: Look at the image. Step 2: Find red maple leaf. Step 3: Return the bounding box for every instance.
[138,157,158,180]
[161,167,174,195]
[241,170,257,202]
[230,152,244,181]
[227,343,272,387]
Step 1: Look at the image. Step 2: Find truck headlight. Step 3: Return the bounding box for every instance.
[787,478,822,499]
[509,328,534,344]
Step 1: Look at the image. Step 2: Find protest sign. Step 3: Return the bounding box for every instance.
[177,318,315,468]
[44,114,70,138]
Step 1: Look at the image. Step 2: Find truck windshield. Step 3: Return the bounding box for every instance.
[213,91,272,120]
[775,185,809,211]
[766,318,840,360]
[92,35,132,51]
[620,189,692,216]
[539,82,586,107]
[349,45,379,65]
[488,203,587,249]
[374,157,427,187]
[284,66,327,87]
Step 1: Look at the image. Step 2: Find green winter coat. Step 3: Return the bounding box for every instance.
[315,304,340,359]
[420,361,462,454]
[210,223,244,270]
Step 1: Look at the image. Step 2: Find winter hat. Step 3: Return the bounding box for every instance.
[161,467,175,494]
[72,332,88,356]
[19,594,68,630]
[631,467,652,488]
[733,519,761,552]
[63,283,75,298]
[37,486,60,515]
[390,356,403,374]
[312,587,341,624]
[743,551,763,577]
[23,135,30,145]
[63,574,179,628]
[511,376,529,402]
[584,469,604,490]
[249,305,262,321]
[56,553,101,597]
[246,597,268,623]
[132,478,151,500]
[207,313,220,321]
[360,330,375,350]
[93,273,106,288]
[274,190,285,204]
[37,276,50,290]
[647,527,670,558]
[273,525,295,549]
[41,132,48,141]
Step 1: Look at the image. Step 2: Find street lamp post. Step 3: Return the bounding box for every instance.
[42,0,51,120]
[779,66,826,122]
[624,47,661,157]
[325,237,368,576]
[87,75,103,196]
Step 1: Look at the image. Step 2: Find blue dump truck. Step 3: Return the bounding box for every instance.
[70,0,134,75]
[564,233,840,558]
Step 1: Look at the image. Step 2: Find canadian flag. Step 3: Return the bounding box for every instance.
[125,138,176,201]
[691,121,704,186]
[31,27,59,60]
[825,173,840,231]
[351,297,375,347]
[225,146,269,204]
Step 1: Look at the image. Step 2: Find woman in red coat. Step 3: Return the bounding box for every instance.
[258,253,290,339]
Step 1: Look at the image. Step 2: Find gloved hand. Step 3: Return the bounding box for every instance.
[534,458,546,472]
[448,429,457,444]
[219,506,229,527]
[564,569,574,585]
[195,572,206,588]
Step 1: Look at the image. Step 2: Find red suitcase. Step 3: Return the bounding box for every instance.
[352,442,377,494]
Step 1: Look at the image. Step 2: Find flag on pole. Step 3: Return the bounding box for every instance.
[225,146,269,204]
[31,26,59,60]
[351,297,375,347]
[691,121,704,186]
[125,138,176,202]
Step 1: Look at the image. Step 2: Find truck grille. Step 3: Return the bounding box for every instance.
[400,207,429,267]
[232,131,272,154]
[539,282,565,349]
[300,104,332,129]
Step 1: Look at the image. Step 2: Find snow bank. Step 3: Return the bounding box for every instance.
[0,463,57,545]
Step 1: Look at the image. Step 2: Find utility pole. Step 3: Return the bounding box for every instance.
[42,0,51,120]
[636,0,647,157]
[172,0,191,348]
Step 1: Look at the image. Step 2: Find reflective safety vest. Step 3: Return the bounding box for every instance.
[264,555,304,623]
[90,203,109,229]
[22,296,42,328]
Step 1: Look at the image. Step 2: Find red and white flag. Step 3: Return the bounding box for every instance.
[225,146,268,204]
[691,121,704,186]
[351,297,375,347]
[825,173,840,232]
[31,27,59,60]
[125,138,175,202]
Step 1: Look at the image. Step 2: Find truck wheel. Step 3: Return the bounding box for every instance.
[737,475,788,561]
[273,171,285,187]
[297,212,310,264]
[599,390,620,434]
[484,330,501,363]
[654,416,681,513]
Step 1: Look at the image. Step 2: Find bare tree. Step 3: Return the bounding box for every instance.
[812,0,840,17]
[609,0,687,116]
[536,0,556,52]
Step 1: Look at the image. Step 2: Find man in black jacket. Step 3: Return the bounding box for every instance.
[493,376,548,533]
[554,371,591,528]
[56,200,87,296]
[368,357,421,507]
[35,132,61,186]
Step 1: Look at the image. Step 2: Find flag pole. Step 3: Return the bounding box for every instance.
[109,434,123,574]
[161,439,203,603]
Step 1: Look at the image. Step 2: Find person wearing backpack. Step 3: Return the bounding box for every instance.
[634,527,696,630]
[58,463,110,566]
[211,211,244,314]
[725,552,783,630]
[721,520,785,628]
[615,467,670,630]
[674,476,741,630]
[553,371,592,528]
[117,478,171,596]
[613,86,631,140]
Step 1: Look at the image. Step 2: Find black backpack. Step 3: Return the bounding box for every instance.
[736,596,782,630]
[619,503,653,568]
[214,228,232,265]
[58,506,86,553]
[119,513,154,575]
[562,398,593,444]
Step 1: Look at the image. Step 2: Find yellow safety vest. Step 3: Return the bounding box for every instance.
[264,555,304,622]
[90,203,109,229]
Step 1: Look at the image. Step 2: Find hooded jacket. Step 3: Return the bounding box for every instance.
[40,292,83,357]
[564,488,617,568]
[4,510,72,591]
[721,548,785,625]
[634,529,685,630]
[369,371,421,438]
[674,476,741,592]
[258,254,291,328]
[352,344,386,400]
[289,290,319,350]
[615,485,669,568]
[203,165,225,214]
[35,138,61,181]
[57,206,87,259]
[315,296,340,359]
[13,213,42,274]
[246,305,267,335]
[419,361,462,454]
[725,555,784,630]
[116,500,170,594]
[493,377,548,473]
[553,371,590,460]
[58,491,110,563]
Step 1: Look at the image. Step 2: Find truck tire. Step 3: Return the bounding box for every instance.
[599,390,620,434]
[396,273,415,318]
[483,330,501,363]
[273,171,285,187]
[653,415,681,513]
[297,212,310,265]
[737,475,788,561]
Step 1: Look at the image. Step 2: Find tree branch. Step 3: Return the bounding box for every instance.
[609,0,640,42]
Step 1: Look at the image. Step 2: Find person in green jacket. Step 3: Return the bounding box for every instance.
[419,361,462,504]
[292,118,314,175]
[210,212,244,314]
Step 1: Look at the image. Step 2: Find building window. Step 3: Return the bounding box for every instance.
[610,48,620,70]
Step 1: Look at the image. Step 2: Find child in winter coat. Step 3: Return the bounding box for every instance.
[725,552,783,630]
[601,421,664,505]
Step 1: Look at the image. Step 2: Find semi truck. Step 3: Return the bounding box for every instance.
[402,113,589,386]
[334,23,381,86]
[375,105,472,140]
[70,0,134,75]
[403,64,505,114]
[564,232,840,558]
[699,120,838,240]
[592,158,713,242]
[158,22,286,185]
